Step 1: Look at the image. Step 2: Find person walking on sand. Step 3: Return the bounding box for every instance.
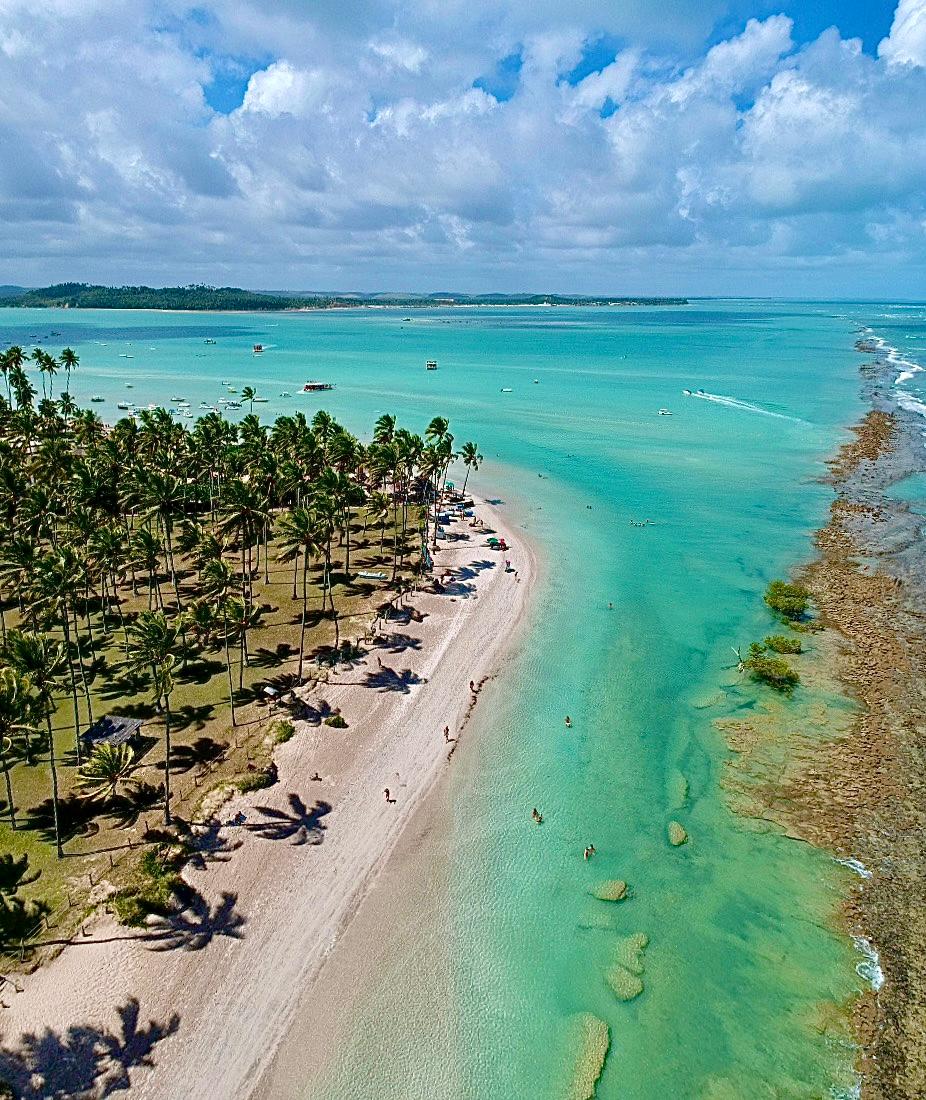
[443,725,451,743]
[384,788,396,804]
[470,680,476,694]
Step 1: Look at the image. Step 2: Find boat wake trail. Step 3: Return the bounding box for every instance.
[687,390,806,423]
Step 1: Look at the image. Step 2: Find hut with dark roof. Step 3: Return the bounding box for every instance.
[81,714,144,750]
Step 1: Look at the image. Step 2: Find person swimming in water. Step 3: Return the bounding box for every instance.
[565,715,572,728]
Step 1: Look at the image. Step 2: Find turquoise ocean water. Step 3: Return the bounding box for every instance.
[3,300,919,1098]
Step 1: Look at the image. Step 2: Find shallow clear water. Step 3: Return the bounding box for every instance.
[0,300,894,1097]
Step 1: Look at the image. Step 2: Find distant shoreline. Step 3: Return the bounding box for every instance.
[0,283,689,313]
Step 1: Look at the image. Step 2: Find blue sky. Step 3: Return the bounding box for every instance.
[1,0,925,296]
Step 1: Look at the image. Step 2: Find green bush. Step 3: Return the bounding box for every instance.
[744,654,800,693]
[111,845,185,926]
[272,720,296,744]
[764,634,802,654]
[764,580,810,621]
[324,713,348,728]
[237,764,276,792]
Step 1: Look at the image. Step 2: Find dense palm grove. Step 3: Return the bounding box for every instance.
[0,343,481,942]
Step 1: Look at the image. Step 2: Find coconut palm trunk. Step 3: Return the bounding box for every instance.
[44,709,63,857]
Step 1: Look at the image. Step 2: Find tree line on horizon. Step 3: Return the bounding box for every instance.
[0,282,689,311]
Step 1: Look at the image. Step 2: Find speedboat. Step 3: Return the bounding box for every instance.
[253,396,269,403]
[501,387,513,393]
[205,339,217,345]
[426,360,438,370]
[682,389,692,396]
[658,408,672,416]
[90,395,105,403]
[253,344,263,353]
[533,379,539,384]
[280,391,291,398]
[117,401,133,410]
[170,396,185,403]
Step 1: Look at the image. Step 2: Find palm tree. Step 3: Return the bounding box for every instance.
[131,528,165,610]
[460,441,483,495]
[76,743,138,803]
[276,508,322,683]
[216,480,269,608]
[202,558,237,725]
[4,631,69,857]
[223,596,261,689]
[59,348,78,394]
[240,386,256,413]
[367,490,391,558]
[127,611,179,825]
[0,667,36,830]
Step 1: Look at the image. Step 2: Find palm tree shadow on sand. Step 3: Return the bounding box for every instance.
[245,793,332,846]
[145,888,245,953]
[362,667,424,694]
[0,996,179,1099]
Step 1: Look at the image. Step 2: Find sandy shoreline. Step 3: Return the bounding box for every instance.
[0,495,535,1099]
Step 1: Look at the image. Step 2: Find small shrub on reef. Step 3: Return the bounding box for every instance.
[764,634,802,655]
[764,580,810,621]
[744,653,800,693]
[324,713,348,729]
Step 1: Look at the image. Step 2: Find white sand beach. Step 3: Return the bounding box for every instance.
[1,497,535,1100]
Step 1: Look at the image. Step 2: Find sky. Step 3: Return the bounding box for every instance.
[1,0,925,297]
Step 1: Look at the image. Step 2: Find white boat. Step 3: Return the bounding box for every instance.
[90,395,105,403]
[117,401,133,410]
[682,389,692,396]
[170,396,185,403]
[280,391,291,398]
[658,408,672,416]
[205,339,217,345]
[126,383,133,388]
[253,397,269,403]
[533,379,539,384]
[501,387,513,393]
[426,360,438,370]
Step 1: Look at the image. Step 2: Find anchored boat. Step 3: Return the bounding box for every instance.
[301,381,334,392]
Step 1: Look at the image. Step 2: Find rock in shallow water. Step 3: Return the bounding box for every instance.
[668,820,689,846]
[592,879,628,902]
[564,1012,610,1099]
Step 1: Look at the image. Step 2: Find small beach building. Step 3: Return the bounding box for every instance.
[81,714,144,750]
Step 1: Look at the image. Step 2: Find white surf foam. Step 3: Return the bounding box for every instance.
[835,856,872,880]
[852,936,885,992]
